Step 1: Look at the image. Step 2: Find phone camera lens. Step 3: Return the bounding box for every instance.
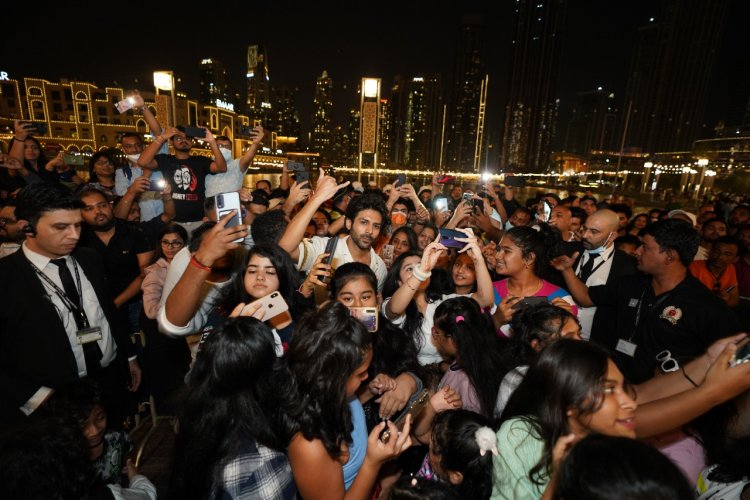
[217,195,224,208]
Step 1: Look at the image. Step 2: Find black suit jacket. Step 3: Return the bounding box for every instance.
[0,247,134,423]
[574,248,639,350]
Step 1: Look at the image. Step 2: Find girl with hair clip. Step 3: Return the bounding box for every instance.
[285,302,414,499]
[418,409,498,500]
[492,337,750,500]
[382,229,495,367]
[431,297,506,418]
[491,225,576,335]
[495,303,582,418]
[169,317,297,499]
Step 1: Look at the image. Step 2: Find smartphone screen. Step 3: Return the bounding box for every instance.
[439,228,467,249]
[433,197,449,213]
[380,389,430,443]
[395,174,406,187]
[511,296,548,311]
[215,192,243,243]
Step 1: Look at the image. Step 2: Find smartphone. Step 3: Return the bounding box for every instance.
[319,236,339,284]
[511,296,549,311]
[115,96,136,114]
[149,179,166,191]
[245,291,289,322]
[182,125,207,139]
[62,153,85,166]
[462,192,473,203]
[439,228,467,249]
[504,176,525,188]
[395,173,407,187]
[433,197,449,213]
[732,338,750,367]
[436,175,456,184]
[295,170,310,188]
[350,307,378,332]
[379,389,430,443]
[237,125,254,136]
[24,121,48,136]
[287,161,305,172]
[381,244,394,262]
[215,191,243,243]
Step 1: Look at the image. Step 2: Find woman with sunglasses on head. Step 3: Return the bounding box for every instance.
[492,337,750,500]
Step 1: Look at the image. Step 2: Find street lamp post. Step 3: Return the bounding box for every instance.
[153,71,177,128]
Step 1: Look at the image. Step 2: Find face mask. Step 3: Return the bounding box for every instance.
[125,154,140,164]
[505,220,514,231]
[218,147,232,162]
[391,212,407,226]
[588,232,614,255]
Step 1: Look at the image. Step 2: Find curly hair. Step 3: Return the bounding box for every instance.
[284,302,373,459]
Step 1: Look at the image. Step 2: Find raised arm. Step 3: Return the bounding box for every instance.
[456,228,495,308]
[384,239,446,319]
[164,212,247,327]
[550,252,593,307]
[138,127,178,171]
[114,177,149,220]
[278,170,349,260]
[202,128,226,174]
[635,341,750,438]
[238,126,264,170]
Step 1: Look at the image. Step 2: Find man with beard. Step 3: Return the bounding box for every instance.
[553,219,741,384]
[694,218,727,260]
[77,187,153,335]
[137,126,227,230]
[564,209,638,343]
[279,171,389,290]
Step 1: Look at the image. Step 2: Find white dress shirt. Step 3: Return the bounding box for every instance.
[575,244,616,339]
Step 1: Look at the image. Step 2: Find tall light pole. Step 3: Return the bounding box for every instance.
[359,77,381,183]
[153,71,177,127]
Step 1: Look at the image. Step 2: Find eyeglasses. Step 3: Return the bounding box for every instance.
[160,240,184,248]
[94,160,113,166]
[655,350,679,373]
[172,135,192,143]
[0,217,17,226]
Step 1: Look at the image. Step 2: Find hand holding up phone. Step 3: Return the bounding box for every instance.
[193,210,248,268]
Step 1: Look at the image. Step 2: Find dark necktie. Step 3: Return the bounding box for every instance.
[579,255,598,283]
[50,258,102,374]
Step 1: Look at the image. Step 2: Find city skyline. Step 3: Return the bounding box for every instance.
[4,1,749,167]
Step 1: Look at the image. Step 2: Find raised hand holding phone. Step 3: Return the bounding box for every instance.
[193,210,247,268]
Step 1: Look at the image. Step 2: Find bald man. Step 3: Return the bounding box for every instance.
[572,209,638,343]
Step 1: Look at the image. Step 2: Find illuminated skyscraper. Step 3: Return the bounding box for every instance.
[445,14,486,172]
[623,1,730,153]
[199,58,229,106]
[270,85,301,141]
[311,71,334,163]
[402,76,443,170]
[500,0,566,172]
[565,87,618,156]
[246,45,271,122]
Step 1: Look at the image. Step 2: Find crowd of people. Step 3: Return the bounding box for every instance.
[2,114,750,500]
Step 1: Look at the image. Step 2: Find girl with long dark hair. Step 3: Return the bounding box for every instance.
[169,317,297,499]
[285,302,413,499]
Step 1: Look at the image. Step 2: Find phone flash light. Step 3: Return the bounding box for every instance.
[481,172,492,182]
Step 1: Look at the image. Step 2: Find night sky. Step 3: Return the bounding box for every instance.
[4,1,749,146]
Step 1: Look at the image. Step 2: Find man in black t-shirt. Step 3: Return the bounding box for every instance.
[137,125,227,224]
[553,219,742,383]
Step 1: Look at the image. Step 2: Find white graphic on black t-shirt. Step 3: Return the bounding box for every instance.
[173,166,198,192]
